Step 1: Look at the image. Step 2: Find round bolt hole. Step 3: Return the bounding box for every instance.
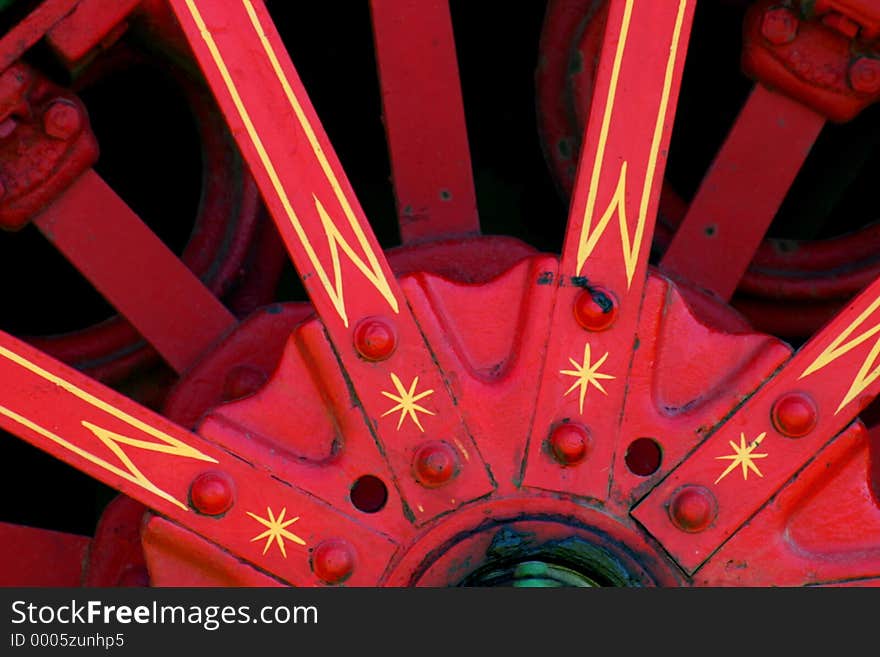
[624,438,662,476]
[350,475,388,513]
[573,286,618,332]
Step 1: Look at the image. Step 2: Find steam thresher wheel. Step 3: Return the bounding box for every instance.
[0,0,879,587]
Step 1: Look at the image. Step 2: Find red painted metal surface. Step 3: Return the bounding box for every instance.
[0,0,78,73]
[0,522,89,586]
[634,268,880,573]
[82,495,149,587]
[809,0,880,40]
[0,328,396,585]
[743,0,880,123]
[537,0,880,340]
[370,0,479,244]
[0,62,98,230]
[0,2,284,390]
[45,0,141,69]
[159,255,804,585]
[142,516,283,587]
[523,0,696,502]
[167,0,493,524]
[2,0,880,589]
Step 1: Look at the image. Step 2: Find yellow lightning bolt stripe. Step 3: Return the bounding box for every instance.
[577,0,689,287]
[182,0,399,327]
[800,293,880,414]
[0,409,187,511]
[0,345,217,510]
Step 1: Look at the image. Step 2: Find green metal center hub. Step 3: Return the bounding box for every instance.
[469,560,602,587]
[457,528,647,588]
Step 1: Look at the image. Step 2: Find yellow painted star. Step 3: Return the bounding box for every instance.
[380,372,436,431]
[714,432,769,484]
[246,506,306,558]
[560,342,615,414]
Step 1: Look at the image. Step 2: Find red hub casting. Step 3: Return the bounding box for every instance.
[140,258,876,586]
[1,0,880,588]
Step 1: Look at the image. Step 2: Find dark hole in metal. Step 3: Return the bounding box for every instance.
[625,437,662,476]
[350,475,388,513]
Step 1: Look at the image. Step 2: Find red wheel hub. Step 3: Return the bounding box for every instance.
[139,258,875,587]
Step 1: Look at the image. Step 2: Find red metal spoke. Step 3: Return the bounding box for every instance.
[0,0,79,73]
[165,0,406,330]
[522,0,695,501]
[165,0,493,522]
[0,330,396,585]
[42,0,141,69]
[369,0,479,244]
[33,170,237,375]
[559,0,694,296]
[693,422,880,586]
[660,85,825,300]
[634,271,880,573]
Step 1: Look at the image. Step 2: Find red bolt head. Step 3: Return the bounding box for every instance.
[43,99,82,140]
[668,486,717,533]
[761,7,799,46]
[573,286,618,331]
[548,423,590,466]
[353,316,397,361]
[190,471,235,516]
[222,364,267,401]
[312,539,356,584]
[413,441,460,487]
[771,392,817,438]
[849,57,880,95]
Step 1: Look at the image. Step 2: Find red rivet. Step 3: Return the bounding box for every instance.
[548,423,590,466]
[761,7,799,45]
[413,441,459,487]
[849,57,880,95]
[312,539,356,584]
[222,364,267,401]
[772,392,817,438]
[353,316,397,361]
[668,486,717,533]
[43,99,81,140]
[573,287,618,331]
[190,471,235,516]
